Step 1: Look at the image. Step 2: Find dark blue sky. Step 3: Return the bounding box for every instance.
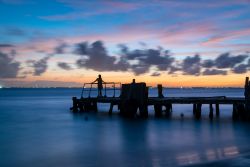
[0,0,250,87]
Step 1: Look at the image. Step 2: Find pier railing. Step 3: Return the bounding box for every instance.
[81,82,121,98]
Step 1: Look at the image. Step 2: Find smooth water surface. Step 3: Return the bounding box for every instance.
[1,88,250,167]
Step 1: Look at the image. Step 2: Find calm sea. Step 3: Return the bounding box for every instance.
[1,88,250,167]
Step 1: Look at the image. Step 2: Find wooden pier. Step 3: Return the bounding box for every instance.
[70,77,250,120]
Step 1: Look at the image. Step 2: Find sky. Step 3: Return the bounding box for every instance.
[0,0,250,87]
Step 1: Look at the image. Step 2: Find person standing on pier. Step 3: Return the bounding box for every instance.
[92,74,105,97]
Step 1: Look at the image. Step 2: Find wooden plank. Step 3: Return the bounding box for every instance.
[77,97,246,105]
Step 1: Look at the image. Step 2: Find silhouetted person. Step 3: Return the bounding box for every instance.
[92,74,105,97]
[129,79,136,99]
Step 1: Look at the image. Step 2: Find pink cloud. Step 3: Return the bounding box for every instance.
[203,28,250,46]
[12,18,250,58]
[154,0,250,9]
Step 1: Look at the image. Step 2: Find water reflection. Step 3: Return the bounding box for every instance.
[1,88,250,167]
[175,146,239,166]
[176,152,201,165]
[71,114,246,166]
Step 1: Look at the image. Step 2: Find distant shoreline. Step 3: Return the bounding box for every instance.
[0,87,244,89]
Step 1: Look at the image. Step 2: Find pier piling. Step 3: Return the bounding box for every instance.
[216,103,220,117]
[195,103,202,119]
[72,97,78,113]
[209,104,213,120]
[193,104,197,115]
[245,77,250,120]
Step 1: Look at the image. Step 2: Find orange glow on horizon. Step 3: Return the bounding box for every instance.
[20,70,250,88]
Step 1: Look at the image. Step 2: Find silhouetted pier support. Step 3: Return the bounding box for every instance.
[154,84,163,117]
[216,103,220,117]
[154,84,172,117]
[232,103,241,120]
[193,104,197,115]
[245,77,250,120]
[78,98,84,112]
[109,102,114,115]
[108,101,120,115]
[195,103,202,119]
[120,80,148,118]
[209,104,213,120]
[84,100,98,112]
[232,77,250,121]
[72,97,78,113]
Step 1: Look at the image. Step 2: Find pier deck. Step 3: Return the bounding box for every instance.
[71,77,250,120]
[76,96,246,105]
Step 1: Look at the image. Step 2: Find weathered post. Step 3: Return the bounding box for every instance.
[245,77,249,95]
[84,100,98,112]
[238,103,246,120]
[209,104,213,120]
[72,97,78,113]
[195,103,202,119]
[193,103,197,115]
[165,103,172,117]
[109,102,113,115]
[154,84,163,117]
[232,103,239,120]
[154,104,162,117]
[78,100,84,112]
[244,77,250,120]
[216,103,220,117]
[92,101,98,112]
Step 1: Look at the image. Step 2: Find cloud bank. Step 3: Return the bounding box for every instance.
[1,40,249,79]
[70,40,250,76]
[0,51,20,78]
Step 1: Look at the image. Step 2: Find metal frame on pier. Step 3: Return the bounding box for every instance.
[80,82,121,98]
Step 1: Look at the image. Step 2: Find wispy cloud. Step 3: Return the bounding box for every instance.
[203,28,250,46]
[40,0,141,21]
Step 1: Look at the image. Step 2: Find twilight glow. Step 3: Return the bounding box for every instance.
[0,0,250,87]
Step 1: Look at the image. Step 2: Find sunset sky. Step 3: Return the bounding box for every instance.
[0,0,250,87]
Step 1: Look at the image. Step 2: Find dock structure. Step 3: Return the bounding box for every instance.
[71,77,250,120]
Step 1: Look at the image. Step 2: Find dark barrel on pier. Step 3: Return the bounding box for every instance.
[120,82,148,118]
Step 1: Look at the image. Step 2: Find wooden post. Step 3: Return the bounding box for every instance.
[154,84,163,117]
[139,104,148,118]
[245,77,249,93]
[154,104,162,117]
[79,101,84,112]
[193,103,197,115]
[93,101,98,112]
[209,104,213,120]
[232,103,239,120]
[238,103,246,120]
[165,103,172,117]
[195,103,202,119]
[216,103,220,117]
[109,102,113,115]
[72,97,78,113]
[244,77,250,120]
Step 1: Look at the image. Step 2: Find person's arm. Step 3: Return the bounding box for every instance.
[92,78,98,84]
